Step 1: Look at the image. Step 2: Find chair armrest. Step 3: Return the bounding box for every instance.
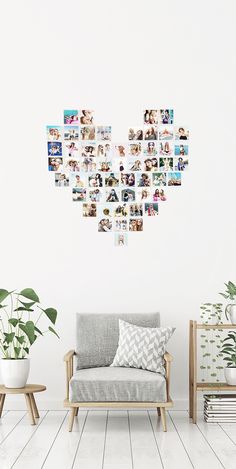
[164,351,173,402]
[64,350,75,400]
[64,350,75,362]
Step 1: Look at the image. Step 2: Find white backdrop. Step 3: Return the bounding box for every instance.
[0,0,236,408]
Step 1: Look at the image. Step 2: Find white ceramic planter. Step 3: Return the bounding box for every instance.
[0,358,30,388]
[225,304,236,324]
[224,367,236,386]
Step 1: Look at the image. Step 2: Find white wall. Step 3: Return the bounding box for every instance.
[1,0,236,408]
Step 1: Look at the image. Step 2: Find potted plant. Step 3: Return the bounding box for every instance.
[0,288,59,388]
[219,281,236,324]
[221,331,236,385]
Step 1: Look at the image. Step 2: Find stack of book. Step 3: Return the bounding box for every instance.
[204,394,236,422]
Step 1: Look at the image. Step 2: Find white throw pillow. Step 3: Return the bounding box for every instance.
[110,319,175,374]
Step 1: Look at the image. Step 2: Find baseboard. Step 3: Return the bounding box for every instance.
[3,397,204,411]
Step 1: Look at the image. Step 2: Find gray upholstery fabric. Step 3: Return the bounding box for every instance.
[76,312,160,370]
[69,366,167,403]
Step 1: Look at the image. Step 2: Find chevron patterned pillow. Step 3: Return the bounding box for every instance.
[111,319,175,374]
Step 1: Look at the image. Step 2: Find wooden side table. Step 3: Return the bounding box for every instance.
[189,320,236,423]
[0,384,46,425]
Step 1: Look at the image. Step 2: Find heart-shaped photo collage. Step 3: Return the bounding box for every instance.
[46,109,189,246]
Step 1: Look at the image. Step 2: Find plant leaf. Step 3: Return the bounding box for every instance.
[15,335,25,345]
[34,326,43,336]
[14,347,21,358]
[19,321,35,345]
[0,289,11,303]
[8,318,19,327]
[3,332,15,343]
[18,289,39,303]
[23,347,29,354]
[43,308,57,325]
[14,307,34,312]
[48,326,60,338]
[19,300,36,309]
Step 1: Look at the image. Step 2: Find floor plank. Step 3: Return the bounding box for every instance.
[219,422,236,445]
[149,410,193,469]
[43,410,87,469]
[129,410,163,469]
[12,411,67,469]
[197,414,236,469]
[0,411,26,444]
[0,411,47,469]
[73,410,107,469]
[103,411,132,469]
[170,411,224,469]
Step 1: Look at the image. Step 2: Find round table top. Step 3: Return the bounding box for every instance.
[0,384,46,394]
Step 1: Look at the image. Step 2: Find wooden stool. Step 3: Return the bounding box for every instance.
[0,384,46,425]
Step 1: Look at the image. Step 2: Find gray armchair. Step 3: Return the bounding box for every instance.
[64,313,173,432]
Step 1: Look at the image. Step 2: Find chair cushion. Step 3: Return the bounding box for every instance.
[111,320,175,374]
[69,366,167,403]
[76,313,160,370]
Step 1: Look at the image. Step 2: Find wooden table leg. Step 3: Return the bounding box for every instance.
[30,394,40,419]
[0,394,6,418]
[192,386,197,424]
[25,394,36,425]
[75,407,79,417]
[157,407,161,417]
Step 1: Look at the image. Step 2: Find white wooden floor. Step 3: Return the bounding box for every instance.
[0,410,236,469]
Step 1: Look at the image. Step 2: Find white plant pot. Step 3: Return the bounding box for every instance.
[225,304,236,324]
[224,367,236,386]
[0,358,30,388]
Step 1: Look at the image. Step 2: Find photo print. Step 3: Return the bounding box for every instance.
[160,109,174,124]
[143,141,158,156]
[48,157,63,172]
[175,127,189,140]
[128,127,143,140]
[47,142,62,156]
[55,172,69,187]
[152,172,167,186]
[145,203,159,216]
[175,144,188,156]
[65,157,80,172]
[174,157,188,171]
[152,188,167,202]
[144,125,158,140]
[97,126,112,141]
[47,107,190,245]
[47,126,62,141]
[129,218,143,231]
[98,218,113,232]
[83,203,97,217]
[99,204,114,218]
[80,110,94,125]
[81,126,96,141]
[144,110,158,124]
[89,188,103,202]
[64,110,79,125]
[64,126,79,141]
[159,125,174,140]
[72,188,87,202]
[114,203,128,217]
[114,233,128,247]
[168,172,182,186]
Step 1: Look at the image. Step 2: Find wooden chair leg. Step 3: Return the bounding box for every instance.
[0,395,6,418]
[68,408,76,432]
[25,394,36,425]
[157,407,161,416]
[75,407,79,416]
[30,394,40,419]
[160,407,167,432]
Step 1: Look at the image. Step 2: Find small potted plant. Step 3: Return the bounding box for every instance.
[0,288,59,388]
[219,281,236,324]
[221,331,236,385]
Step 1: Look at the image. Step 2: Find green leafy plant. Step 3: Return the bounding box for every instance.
[221,331,236,368]
[219,281,236,301]
[0,288,59,359]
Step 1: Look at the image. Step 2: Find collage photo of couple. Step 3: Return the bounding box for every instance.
[47,109,189,246]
